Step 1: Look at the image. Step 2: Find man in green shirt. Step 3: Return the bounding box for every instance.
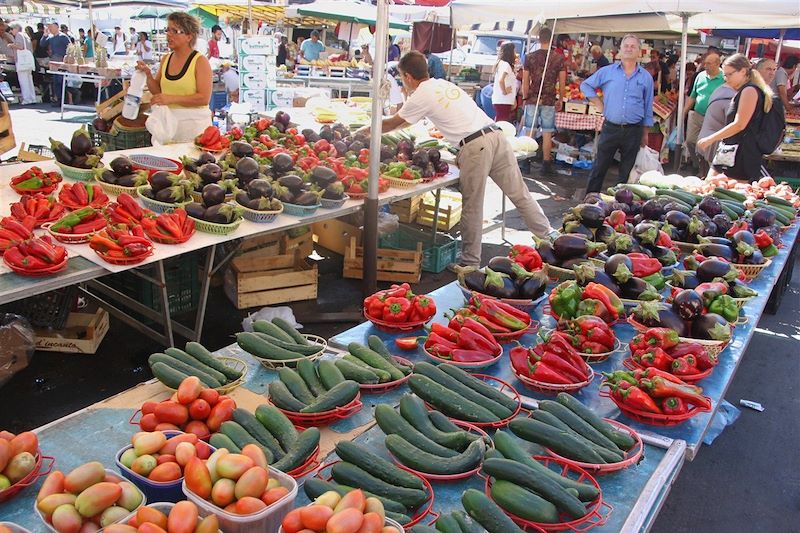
[684,53,724,175]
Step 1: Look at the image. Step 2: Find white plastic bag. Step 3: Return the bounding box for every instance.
[15,49,35,72]
[145,104,177,146]
[241,306,302,332]
[628,146,663,184]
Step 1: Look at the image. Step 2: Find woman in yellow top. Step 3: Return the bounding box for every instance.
[136,13,212,143]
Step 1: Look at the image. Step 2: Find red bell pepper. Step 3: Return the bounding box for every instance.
[630,334,648,352]
[364,295,386,318]
[383,297,411,322]
[630,255,663,277]
[412,294,436,320]
[605,210,626,229]
[528,361,574,384]
[569,316,614,349]
[671,355,699,377]
[639,347,674,371]
[619,386,663,413]
[451,349,493,363]
[386,283,414,299]
[754,230,773,248]
[693,350,717,371]
[458,326,498,354]
[725,221,749,238]
[582,282,624,320]
[644,328,680,349]
[510,346,533,378]
[639,376,711,409]
[662,397,688,415]
[656,230,674,248]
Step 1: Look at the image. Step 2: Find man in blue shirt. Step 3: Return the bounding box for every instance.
[424,49,445,79]
[300,30,325,62]
[581,34,653,193]
[46,22,70,106]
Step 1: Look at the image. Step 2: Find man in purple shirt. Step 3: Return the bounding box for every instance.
[580,34,654,193]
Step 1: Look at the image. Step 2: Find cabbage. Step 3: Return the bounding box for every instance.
[509,135,539,154]
[639,171,705,190]
[497,121,516,136]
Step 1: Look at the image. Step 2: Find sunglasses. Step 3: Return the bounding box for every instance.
[165,28,185,35]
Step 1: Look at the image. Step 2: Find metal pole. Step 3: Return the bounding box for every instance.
[248,0,253,36]
[675,15,688,167]
[446,4,454,80]
[363,0,388,297]
[776,29,785,64]
[744,37,752,59]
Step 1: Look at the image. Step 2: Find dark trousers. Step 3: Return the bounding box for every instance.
[586,122,643,193]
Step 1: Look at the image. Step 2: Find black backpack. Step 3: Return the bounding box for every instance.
[755,93,785,155]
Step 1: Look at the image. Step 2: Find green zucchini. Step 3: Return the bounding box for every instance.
[408,375,500,424]
[184,342,242,381]
[720,204,739,220]
[278,368,316,405]
[271,427,320,473]
[252,319,295,343]
[434,514,462,533]
[209,432,241,453]
[342,354,392,381]
[482,458,587,519]
[150,362,188,389]
[236,332,302,361]
[302,478,408,514]
[232,408,284,460]
[300,380,359,413]
[384,435,484,475]
[368,335,412,375]
[348,343,405,381]
[374,404,458,458]
[438,363,519,413]
[556,393,636,450]
[335,440,425,490]
[452,510,485,533]
[414,364,511,419]
[714,187,746,201]
[766,195,796,208]
[509,418,605,464]
[296,359,326,397]
[461,489,525,533]
[219,421,273,463]
[163,347,227,384]
[271,317,309,345]
[532,411,623,463]
[252,332,323,356]
[335,358,380,384]
[267,381,307,411]
[484,448,505,460]
[317,360,345,390]
[331,461,428,509]
[148,353,222,388]
[491,479,560,523]
[658,189,698,205]
[254,404,298,452]
[539,401,620,452]
[399,394,477,451]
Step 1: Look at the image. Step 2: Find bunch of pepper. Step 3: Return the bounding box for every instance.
[140,208,196,244]
[194,126,230,152]
[9,194,66,227]
[89,224,153,263]
[510,331,590,385]
[363,283,437,323]
[559,315,617,354]
[602,369,712,417]
[0,216,35,254]
[49,207,106,235]
[754,230,779,258]
[3,235,67,273]
[629,328,718,380]
[58,182,109,210]
[462,293,532,333]
[548,280,624,323]
[627,253,666,289]
[414,318,501,364]
[104,193,152,227]
[10,166,62,195]
[508,244,543,271]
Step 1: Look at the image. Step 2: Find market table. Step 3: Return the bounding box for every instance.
[46,69,132,120]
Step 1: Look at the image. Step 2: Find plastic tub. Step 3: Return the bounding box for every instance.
[183,466,297,533]
[0,523,32,533]
[116,502,221,531]
[279,517,405,533]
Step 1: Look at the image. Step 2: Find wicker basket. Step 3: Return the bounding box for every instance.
[732,259,772,281]
[282,202,321,217]
[137,186,192,214]
[384,175,423,189]
[239,203,284,223]
[95,175,139,197]
[161,357,247,394]
[189,215,243,235]
[320,194,349,209]
[56,161,97,182]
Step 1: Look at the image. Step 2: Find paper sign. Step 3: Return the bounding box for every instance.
[240,36,274,56]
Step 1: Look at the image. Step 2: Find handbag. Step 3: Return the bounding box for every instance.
[15,49,35,72]
[712,142,738,167]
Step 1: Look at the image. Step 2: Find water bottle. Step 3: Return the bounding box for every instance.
[122,70,147,120]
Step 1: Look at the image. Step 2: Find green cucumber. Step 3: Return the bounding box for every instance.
[335,440,425,491]
[531,411,623,463]
[461,489,525,533]
[408,375,500,424]
[556,393,636,450]
[434,514,462,533]
[491,479,560,523]
[296,359,326,397]
[714,187,746,201]
[720,204,739,220]
[482,458,587,519]
[163,347,228,384]
[658,189,698,204]
[232,408,284,460]
[300,380,359,413]
[384,435,484,475]
[438,364,519,413]
[271,317,310,345]
[252,319,295,343]
[278,368,316,404]
[412,526,440,533]
[335,358,380,384]
[268,381,307,411]
[331,462,428,509]
[342,354,392,381]
[236,332,302,361]
[493,431,599,501]
[452,510,485,533]
[766,195,796,209]
[399,394,477,451]
[413,364,510,419]
[252,333,323,356]
[219,421,273,463]
[148,353,222,388]
[150,362,188,389]
[254,404,298,452]
[386,511,412,526]
[317,360,345,390]
[539,401,620,452]
[427,410,464,433]
[348,343,405,381]
[368,335,412,375]
[761,201,796,218]
[374,404,458,458]
[271,427,320,473]
[509,418,605,464]
[184,342,242,381]
[209,432,241,453]
[485,448,505,460]
[302,478,407,514]
[754,202,791,225]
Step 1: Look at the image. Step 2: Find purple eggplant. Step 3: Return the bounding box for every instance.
[698,196,723,217]
[695,239,734,262]
[671,269,701,290]
[744,249,767,265]
[640,200,665,221]
[533,236,558,265]
[462,270,487,292]
[751,208,776,230]
[607,233,634,255]
[649,245,677,267]
[711,213,732,236]
[610,202,632,215]
[659,222,684,241]
[614,188,635,205]
[665,210,691,230]
[633,223,659,246]
[605,254,634,283]
[487,256,516,277]
[691,313,731,341]
[515,270,548,300]
[697,258,739,283]
[594,224,616,244]
[729,278,757,298]
[572,204,605,228]
[573,263,622,295]
[730,230,756,247]
[672,289,704,320]
[559,257,593,269]
[563,221,594,239]
[633,302,688,336]
[620,277,659,301]
[552,234,606,261]
[482,267,517,298]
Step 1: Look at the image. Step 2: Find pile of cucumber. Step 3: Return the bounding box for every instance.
[208,405,320,474]
[374,395,486,476]
[335,337,412,385]
[149,341,242,390]
[268,359,359,414]
[304,440,431,526]
[509,395,637,465]
[236,318,323,366]
[408,363,519,424]
[409,505,515,533]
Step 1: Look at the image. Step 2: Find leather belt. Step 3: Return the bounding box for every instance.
[604,121,643,129]
[459,124,499,147]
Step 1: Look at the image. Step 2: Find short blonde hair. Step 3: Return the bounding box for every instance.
[167,12,200,47]
[590,45,602,55]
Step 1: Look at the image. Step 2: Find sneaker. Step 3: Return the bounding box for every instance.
[542,160,557,176]
[447,263,478,275]
[546,229,560,241]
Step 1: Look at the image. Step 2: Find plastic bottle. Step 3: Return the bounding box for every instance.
[122,69,147,119]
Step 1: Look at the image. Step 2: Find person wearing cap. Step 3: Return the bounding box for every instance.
[220,60,239,103]
[300,30,324,61]
[356,51,555,272]
[207,24,222,59]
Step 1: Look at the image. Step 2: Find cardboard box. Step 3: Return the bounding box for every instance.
[312,219,361,255]
[224,253,318,309]
[565,102,588,114]
[34,308,109,354]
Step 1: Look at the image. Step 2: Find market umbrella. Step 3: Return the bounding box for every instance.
[130,6,173,19]
[187,6,219,29]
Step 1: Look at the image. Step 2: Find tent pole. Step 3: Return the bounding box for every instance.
[248,0,253,36]
[446,3,454,80]
[363,0,388,297]
[744,37,751,59]
[675,14,688,173]
[776,29,785,63]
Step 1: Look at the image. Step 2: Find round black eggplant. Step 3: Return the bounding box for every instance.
[230,141,254,159]
[640,200,664,221]
[711,213,732,236]
[605,254,633,281]
[185,202,206,219]
[672,289,704,320]
[246,178,273,199]
[150,171,173,193]
[197,152,216,165]
[696,259,735,283]
[272,153,294,174]
[198,163,222,185]
[109,156,133,176]
[201,183,226,207]
[614,188,635,204]
[235,190,251,207]
[311,166,338,187]
[573,204,605,228]
[487,257,516,277]
[698,196,723,217]
[462,270,487,292]
[751,208,776,229]
[236,157,260,182]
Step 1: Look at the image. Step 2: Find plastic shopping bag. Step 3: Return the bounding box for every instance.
[145,104,178,146]
[628,146,663,184]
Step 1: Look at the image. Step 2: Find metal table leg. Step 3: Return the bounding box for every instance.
[60,77,66,120]
[430,188,442,247]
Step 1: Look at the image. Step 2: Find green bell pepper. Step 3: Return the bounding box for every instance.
[550,280,583,320]
[642,272,666,290]
[708,294,739,323]
[761,243,778,258]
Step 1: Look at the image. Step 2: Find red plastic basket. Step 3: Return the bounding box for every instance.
[144,229,194,245]
[272,394,363,427]
[365,311,431,333]
[3,256,68,277]
[544,419,644,474]
[492,320,539,344]
[42,222,98,244]
[627,316,730,357]
[458,285,548,312]
[94,249,153,265]
[359,356,414,393]
[512,363,595,395]
[285,444,321,479]
[622,357,713,384]
[422,344,502,372]
[386,420,492,482]
[599,389,712,426]
[0,451,55,503]
[484,456,612,532]
[426,374,523,429]
[315,460,437,528]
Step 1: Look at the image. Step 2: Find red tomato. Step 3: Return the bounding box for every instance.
[167,501,199,533]
[188,399,211,420]
[281,509,304,533]
[139,413,159,432]
[154,401,189,426]
[299,505,333,530]
[198,388,219,406]
[141,401,158,415]
[327,508,365,533]
[177,377,203,405]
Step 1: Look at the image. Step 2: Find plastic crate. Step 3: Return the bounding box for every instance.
[379,224,459,273]
[209,91,228,111]
[87,123,152,151]
[775,176,800,189]
[0,286,78,329]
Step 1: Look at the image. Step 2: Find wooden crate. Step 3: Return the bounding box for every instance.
[0,101,16,155]
[17,143,52,162]
[96,82,128,121]
[34,308,109,354]
[390,195,423,224]
[231,233,281,272]
[588,104,602,116]
[565,101,588,114]
[343,237,422,283]
[281,231,314,257]
[415,190,462,231]
[312,219,361,255]
[224,252,318,309]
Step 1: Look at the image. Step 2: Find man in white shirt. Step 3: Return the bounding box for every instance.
[358,51,554,271]
[220,61,239,103]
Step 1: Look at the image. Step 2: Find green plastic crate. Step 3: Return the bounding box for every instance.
[88,123,152,151]
[379,224,459,273]
[775,176,800,189]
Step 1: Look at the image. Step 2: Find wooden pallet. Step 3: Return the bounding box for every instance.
[390,195,423,224]
[224,251,318,309]
[0,101,16,155]
[281,231,314,258]
[343,236,422,283]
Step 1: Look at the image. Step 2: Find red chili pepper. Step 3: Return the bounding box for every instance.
[620,385,663,413]
[90,235,123,252]
[117,193,143,221]
[693,350,717,371]
[644,328,680,349]
[629,368,700,390]
[451,349,493,363]
[394,337,419,351]
[528,360,573,384]
[123,242,151,257]
[533,351,587,382]
[474,299,528,331]
[117,235,151,247]
[662,397,688,415]
[461,317,496,344]
[455,309,511,333]
[582,282,624,320]
[667,342,707,359]
[157,214,183,239]
[568,315,610,336]
[457,326,498,354]
[725,221,749,238]
[429,322,459,343]
[581,341,609,354]
[386,283,414,299]
[639,376,711,409]
[425,332,458,357]
[510,346,533,378]
[27,238,59,263]
[3,246,26,267]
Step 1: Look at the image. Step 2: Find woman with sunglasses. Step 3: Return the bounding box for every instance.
[136,12,212,143]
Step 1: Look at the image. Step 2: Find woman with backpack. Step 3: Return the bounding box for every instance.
[697,53,780,181]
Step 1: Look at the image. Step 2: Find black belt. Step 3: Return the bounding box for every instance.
[604,121,643,129]
[459,124,499,147]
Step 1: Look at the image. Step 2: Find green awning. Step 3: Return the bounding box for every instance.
[286,1,410,30]
[188,6,218,28]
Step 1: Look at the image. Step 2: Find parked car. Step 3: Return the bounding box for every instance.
[435,31,531,68]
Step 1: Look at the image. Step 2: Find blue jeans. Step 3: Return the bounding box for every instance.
[523,104,556,133]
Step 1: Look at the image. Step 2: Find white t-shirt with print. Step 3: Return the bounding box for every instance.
[492,60,517,105]
[399,78,492,145]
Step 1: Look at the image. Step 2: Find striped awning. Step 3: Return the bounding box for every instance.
[0,1,62,14]
[193,3,329,27]
[468,18,537,35]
